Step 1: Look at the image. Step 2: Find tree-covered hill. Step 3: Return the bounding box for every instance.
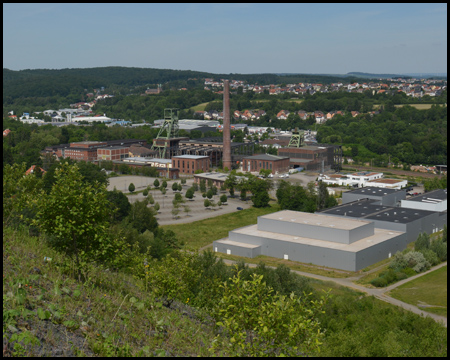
[3,66,370,105]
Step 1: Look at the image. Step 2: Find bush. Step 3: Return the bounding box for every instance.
[395,272,408,281]
[430,238,447,262]
[399,267,416,277]
[370,277,388,287]
[415,232,430,251]
[389,251,430,273]
[419,249,440,266]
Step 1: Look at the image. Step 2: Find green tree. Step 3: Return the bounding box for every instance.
[153,179,160,188]
[415,232,430,252]
[204,199,211,209]
[210,270,328,357]
[32,163,111,280]
[250,178,271,208]
[154,202,160,212]
[172,182,179,191]
[128,183,135,193]
[177,183,183,192]
[127,200,158,234]
[184,205,191,217]
[106,188,131,223]
[200,179,207,193]
[206,189,214,199]
[143,189,149,197]
[161,180,168,189]
[185,187,194,200]
[220,194,228,204]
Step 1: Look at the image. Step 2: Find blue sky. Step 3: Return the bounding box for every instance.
[3,3,447,74]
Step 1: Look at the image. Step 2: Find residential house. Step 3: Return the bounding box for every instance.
[314,111,325,124]
[25,165,46,176]
[277,110,290,120]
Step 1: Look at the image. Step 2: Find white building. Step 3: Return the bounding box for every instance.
[319,171,384,188]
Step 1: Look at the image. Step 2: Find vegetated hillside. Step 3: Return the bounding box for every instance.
[316,104,447,166]
[3,227,448,357]
[3,160,448,357]
[3,67,369,104]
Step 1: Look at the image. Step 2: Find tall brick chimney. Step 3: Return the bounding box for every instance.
[222,80,232,170]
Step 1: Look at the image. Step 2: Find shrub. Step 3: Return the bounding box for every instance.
[389,251,430,273]
[395,272,408,281]
[370,277,388,287]
[415,232,430,251]
[399,267,416,277]
[430,238,447,262]
[419,249,440,266]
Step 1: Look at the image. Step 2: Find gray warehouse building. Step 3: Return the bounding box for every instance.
[342,187,406,206]
[319,199,447,244]
[213,211,406,272]
[401,189,447,212]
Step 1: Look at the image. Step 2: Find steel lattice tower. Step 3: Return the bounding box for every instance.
[151,108,179,158]
[288,128,305,148]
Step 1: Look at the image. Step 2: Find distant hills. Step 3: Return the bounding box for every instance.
[347,72,447,79]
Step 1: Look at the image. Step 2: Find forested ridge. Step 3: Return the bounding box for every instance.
[3,66,371,111]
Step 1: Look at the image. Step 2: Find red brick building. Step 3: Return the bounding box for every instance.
[57,141,107,161]
[97,146,130,161]
[172,155,210,175]
[242,154,290,174]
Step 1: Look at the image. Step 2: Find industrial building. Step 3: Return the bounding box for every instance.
[193,172,246,188]
[342,187,406,206]
[318,172,407,189]
[319,198,446,243]
[42,139,148,162]
[112,157,179,179]
[172,155,210,175]
[242,154,290,174]
[278,144,342,172]
[213,210,407,272]
[97,146,130,161]
[400,189,447,212]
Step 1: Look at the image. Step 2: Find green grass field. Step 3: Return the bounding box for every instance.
[373,104,446,110]
[189,102,210,111]
[388,265,447,316]
[161,204,280,249]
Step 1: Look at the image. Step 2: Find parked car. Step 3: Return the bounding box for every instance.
[237,207,243,210]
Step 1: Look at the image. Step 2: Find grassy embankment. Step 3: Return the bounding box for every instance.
[388,265,447,317]
[2,227,221,357]
[3,225,447,357]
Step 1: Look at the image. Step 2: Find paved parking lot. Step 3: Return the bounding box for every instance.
[108,176,252,225]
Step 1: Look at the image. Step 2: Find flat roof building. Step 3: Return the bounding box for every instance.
[400,189,447,212]
[319,198,446,243]
[172,155,210,175]
[213,210,407,272]
[242,154,290,174]
[342,187,406,206]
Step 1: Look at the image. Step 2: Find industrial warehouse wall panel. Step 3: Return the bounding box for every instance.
[213,240,261,258]
[355,232,408,270]
[256,217,374,244]
[263,239,357,271]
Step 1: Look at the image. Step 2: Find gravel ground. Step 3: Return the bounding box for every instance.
[108,175,252,226]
